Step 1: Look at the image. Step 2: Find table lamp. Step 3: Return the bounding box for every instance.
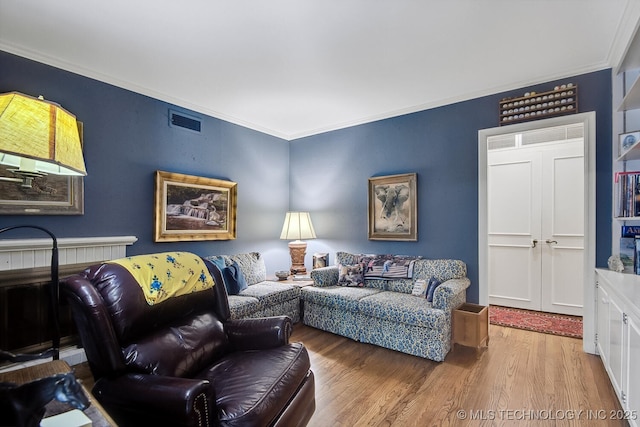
[280,212,316,275]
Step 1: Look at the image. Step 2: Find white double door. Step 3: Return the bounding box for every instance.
[487,138,584,316]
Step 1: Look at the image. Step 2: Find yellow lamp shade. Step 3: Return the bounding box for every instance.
[0,92,86,176]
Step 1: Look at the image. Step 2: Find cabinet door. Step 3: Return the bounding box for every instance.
[626,312,640,427]
[609,297,625,399]
[596,283,610,364]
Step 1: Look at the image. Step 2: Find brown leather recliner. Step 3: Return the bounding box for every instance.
[60,253,315,427]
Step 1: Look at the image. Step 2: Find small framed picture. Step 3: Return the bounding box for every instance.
[619,131,640,157]
[313,253,329,269]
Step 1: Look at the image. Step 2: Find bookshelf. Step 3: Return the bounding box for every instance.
[613,24,640,273]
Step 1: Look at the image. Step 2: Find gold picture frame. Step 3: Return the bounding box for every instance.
[154,170,237,242]
[368,173,417,241]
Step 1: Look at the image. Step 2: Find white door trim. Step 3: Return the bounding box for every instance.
[478,112,597,354]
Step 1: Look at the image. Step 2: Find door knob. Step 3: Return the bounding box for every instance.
[546,239,558,244]
[532,239,538,248]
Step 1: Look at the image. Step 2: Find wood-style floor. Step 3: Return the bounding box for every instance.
[74,324,624,426]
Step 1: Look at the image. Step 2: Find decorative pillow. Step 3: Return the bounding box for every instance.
[411,279,428,297]
[337,263,364,287]
[227,252,266,285]
[222,261,248,295]
[426,276,442,302]
[205,255,227,272]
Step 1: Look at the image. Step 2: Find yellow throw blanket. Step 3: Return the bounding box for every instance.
[109,252,215,306]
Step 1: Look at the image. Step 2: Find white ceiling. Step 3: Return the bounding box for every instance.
[1,0,640,140]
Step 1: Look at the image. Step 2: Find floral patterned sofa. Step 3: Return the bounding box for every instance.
[205,252,302,322]
[301,252,470,362]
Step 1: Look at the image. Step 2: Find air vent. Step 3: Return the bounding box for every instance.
[521,123,584,146]
[169,109,202,133]
[487,133,516,150]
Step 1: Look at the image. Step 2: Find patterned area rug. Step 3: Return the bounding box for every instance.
[489,305,583,339]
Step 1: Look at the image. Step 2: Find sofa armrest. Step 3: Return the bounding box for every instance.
[225,316,292,350]
[432,277,471,312]
[93,373,212,427]
[310,266,339,287]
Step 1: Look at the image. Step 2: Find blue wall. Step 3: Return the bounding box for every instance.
[290,69,612,303]
[1,51,612,303]
[0,51,293,270]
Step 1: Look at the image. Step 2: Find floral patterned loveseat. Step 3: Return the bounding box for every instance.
[301,252,470,362]
[205,252,302,322]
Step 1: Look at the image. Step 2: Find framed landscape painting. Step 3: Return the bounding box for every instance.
[0,165,84,215]
[368,173,417,241]
[154,170,237,242]
[0,122,84,215]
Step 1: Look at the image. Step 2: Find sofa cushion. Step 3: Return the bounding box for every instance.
[223,262,248,295]
[337,263,364,287]
[384,279,414,294]
[358,291,446,329]
[336,251,361,266]
[227,252,267,286]
[238,281,300,306]
[413,259,467,282]
[301,286,381,312]
[227,295,260,319]
[309,266,339,287]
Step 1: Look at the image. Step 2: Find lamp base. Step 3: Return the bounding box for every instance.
[288,240,308,275]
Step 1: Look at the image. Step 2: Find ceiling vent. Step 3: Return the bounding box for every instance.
[169,109,202,133]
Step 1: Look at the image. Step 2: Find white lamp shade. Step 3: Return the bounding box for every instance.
[280,212,316,240]
[0,92,86,176]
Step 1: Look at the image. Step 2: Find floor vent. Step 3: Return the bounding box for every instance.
[169,110,202,133]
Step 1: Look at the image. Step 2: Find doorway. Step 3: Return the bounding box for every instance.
[486,129,584,316]
[478,113,596,352]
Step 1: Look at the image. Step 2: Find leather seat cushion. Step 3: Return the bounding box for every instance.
[197,342,311,427]
[122,312,228,377]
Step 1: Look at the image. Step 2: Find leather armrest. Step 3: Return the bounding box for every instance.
[93,373,212,426]
[225,316,292,350]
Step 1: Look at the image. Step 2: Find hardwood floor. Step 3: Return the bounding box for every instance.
[73,324,624,426]
[296,324,623,427]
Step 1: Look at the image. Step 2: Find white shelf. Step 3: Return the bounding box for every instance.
[618,74,640,111]
[617,136,640,161]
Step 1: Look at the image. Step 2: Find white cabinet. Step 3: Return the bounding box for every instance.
[626,310,640,424]
[609,295,625,396]
[596,283,610,364]
[595,269,640,427]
